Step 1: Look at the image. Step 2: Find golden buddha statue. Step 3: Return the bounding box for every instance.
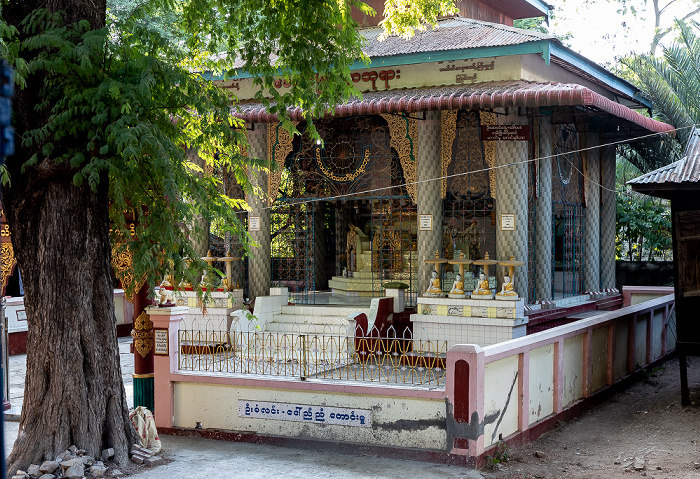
[425,270,442,295]
[496,275,518,299]
[472,272,491,296]
[449,274,464,295]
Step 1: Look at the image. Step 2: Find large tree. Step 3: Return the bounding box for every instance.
[0,0,456,473]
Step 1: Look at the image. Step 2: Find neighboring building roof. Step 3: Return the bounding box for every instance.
[629,128,700,196]
[359,17,554,57]
[235,80,674,134]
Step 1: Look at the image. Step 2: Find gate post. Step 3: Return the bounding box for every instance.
[446,344,485,459]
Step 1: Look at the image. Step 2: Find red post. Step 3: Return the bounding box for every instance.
[132,285,154,411]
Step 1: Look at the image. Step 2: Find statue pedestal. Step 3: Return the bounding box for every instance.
[496,294,519,301]
[423,292,443,298]
[448,293,466,299]
[471,293,494,300]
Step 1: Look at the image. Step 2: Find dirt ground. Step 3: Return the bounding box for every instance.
[482,355,700,479]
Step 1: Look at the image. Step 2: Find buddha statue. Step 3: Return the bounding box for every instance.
[425,270,442,296]
[450,274,464,295]
[496,275,518,300]
[472,272,492,298]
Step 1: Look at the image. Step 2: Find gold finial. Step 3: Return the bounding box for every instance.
[485,252,490,260]
[435,250,439,258]
[460,252,465,259]
[510,255,515,261]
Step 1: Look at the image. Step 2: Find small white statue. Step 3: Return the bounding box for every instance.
[424,270,442,296]
[496,275,518,300]
[471,272,493,299]
[450,274,464,294]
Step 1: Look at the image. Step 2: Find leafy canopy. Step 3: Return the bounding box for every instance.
[0,0,458,296]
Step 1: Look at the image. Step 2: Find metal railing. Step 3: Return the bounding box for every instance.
[177,323,447,387]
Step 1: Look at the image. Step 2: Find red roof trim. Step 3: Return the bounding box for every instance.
[237,82,674,135]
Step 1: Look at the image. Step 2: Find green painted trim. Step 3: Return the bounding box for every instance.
[214,42,550,81]
[549,44,651,108]
[133,376,155,412]
[350,42,550,70]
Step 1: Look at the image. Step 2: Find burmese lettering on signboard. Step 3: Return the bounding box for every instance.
[239,400,372,427]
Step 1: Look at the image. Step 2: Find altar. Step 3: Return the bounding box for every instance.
[411,296,527,350]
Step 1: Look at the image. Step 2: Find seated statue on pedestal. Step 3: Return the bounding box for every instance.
[424,270,442,296]
[346,224,369,272]
[449,274,464,295]
[472,272,492,298]
[496,275,518,300]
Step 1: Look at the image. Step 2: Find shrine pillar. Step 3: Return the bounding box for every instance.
[187,148,210,257]
[600,144,617,289]
[494,110,529,299]
[416,111,443,292]
[584,132,601,292]
[246,123,272,301]
[535,116,553,300]
[132,285,154,411]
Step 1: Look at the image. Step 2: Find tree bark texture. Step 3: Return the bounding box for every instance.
[3,0,138,473]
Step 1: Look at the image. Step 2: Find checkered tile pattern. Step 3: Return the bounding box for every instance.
[600,145,616,289]
[584,133,601,292]
[495,112,529,299]
[535,119,553,300]
[416,111,443,292]
[246,124,272,300]
[186,148,211,257]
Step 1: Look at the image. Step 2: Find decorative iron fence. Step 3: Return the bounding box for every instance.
[177,322,447,387]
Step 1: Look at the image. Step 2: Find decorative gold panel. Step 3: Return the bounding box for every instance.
[441,110,458,198]
[0,243,16,296]
[134,310,153,330]
[267,121,298,206]
[111,244,147,303]
[481,111,496,200]
[380,114,417,203]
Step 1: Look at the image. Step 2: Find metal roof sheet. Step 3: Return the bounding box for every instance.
[629,128,700,188]
[359,17,554,57]
[235,80,674,134]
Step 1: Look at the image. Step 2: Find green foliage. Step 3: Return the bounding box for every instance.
[623,21,700,150]
[615,176,672,261]
[484,441,511,470]
[380,0,457,40]
[382,281,408,289]
[1,0,456,298]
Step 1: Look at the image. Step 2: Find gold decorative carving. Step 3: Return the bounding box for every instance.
[316,146,371,182]
[131,330,153,358]
[132,311,153,359]
[481,111,497,200]
[111,244,147,303]
[134,310,153,330]
[380,114,417,203]
[267,121,298,205]
[0,243,16,296]
[441,110,458,198]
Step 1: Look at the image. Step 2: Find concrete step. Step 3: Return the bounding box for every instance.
[280,305,371,317]
[271,314,354,326]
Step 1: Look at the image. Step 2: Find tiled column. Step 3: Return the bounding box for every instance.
[495,110,529,299]
[584,132,601,292]
[246,123,272,301]
[416,111,443,293]
[187,148,210,257]
[535,117,553,300]
[600,144,616,289]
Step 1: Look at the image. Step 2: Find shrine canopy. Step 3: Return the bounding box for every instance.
[220,16,674,137]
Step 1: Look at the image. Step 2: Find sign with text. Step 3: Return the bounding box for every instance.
[501,214,515,231]
[154,329,169,355]
[239,400,371,427]
[419,214,433,231]
[481,125,530,141]
[249,216,260,232]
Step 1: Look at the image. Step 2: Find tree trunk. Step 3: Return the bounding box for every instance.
[3,0,138,473]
